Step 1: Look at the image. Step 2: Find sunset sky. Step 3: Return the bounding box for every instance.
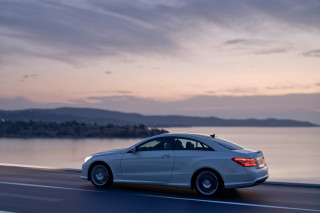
[1,0,320,123]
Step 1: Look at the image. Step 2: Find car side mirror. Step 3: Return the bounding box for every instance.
[129,147,136,153]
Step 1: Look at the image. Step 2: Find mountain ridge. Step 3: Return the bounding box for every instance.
[0,107,318,127]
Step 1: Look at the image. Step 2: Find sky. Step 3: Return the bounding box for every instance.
[0,0,320,123]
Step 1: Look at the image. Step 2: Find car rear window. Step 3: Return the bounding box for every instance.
[211,138,244,150]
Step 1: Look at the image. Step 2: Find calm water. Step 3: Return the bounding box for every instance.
[0,127,319,184]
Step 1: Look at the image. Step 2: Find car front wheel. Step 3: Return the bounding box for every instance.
[195,170,221,196]
[90,164,112,187]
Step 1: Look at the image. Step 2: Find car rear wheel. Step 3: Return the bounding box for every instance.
[195,170,220,196]
[90,164,112,187]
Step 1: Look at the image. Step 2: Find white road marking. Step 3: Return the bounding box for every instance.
[0,163,80,172]
[0,163,62,170]
[0,192,61,202]
[0,181,102,193]
[137,194,320,212]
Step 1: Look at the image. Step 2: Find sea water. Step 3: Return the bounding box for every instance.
[0,127,319,184]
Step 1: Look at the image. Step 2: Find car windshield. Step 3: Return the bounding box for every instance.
[210,138,244,150]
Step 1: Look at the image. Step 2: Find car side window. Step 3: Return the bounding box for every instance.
[202,143,213,151]
[136,137,175,151]
[174,138,214,151]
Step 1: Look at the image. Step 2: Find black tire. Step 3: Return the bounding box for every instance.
[90,163,112,188]
[194,170,221,196]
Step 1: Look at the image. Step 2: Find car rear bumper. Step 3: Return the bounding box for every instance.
[224,166,269,189]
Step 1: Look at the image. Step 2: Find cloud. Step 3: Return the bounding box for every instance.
[206,91,216,94]
[19,73,38,82]
[223,39,271,46]
[115,90,132,94]
[86,95,150,103]
[72,90,132,95]
[1,0,320,63]
[302,49,320,57]
[222,39,289,55]
[0,0,179,63]
[206,83,320,96]
[224,87,259,94]
[265,83,317,91]
[22,73,38,79]
[224,39,249,45]
[105,71,112,74]
[255,48,288,55]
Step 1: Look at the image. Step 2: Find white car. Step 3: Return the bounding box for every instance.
[81,133,268,196]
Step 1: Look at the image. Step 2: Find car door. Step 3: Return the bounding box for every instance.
[121,137,175,182]
[171,137,215,183]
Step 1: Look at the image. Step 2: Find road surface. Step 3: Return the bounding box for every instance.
[0,165,319,213]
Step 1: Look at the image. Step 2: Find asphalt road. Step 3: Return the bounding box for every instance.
[0,165,319,213]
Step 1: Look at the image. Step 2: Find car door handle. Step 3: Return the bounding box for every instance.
[161,154,170,158]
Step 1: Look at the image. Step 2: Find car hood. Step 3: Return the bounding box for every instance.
[92,148,128,156]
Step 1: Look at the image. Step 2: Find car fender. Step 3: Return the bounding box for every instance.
[88,154,123,180]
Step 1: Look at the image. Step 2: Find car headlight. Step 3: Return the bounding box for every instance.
[84,156,92,163]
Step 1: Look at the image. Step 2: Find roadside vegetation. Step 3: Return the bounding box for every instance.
[0,120,168,138]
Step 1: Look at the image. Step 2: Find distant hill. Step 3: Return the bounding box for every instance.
[0,120,167,138]
[0,107,318,127]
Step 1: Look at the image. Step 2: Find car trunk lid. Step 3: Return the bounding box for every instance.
[234,149,266,168]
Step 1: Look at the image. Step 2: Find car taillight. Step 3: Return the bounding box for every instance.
[232,158,258,167]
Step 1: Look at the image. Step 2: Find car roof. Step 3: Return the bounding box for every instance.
[131,133,231,152]
[157,133,212,140]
